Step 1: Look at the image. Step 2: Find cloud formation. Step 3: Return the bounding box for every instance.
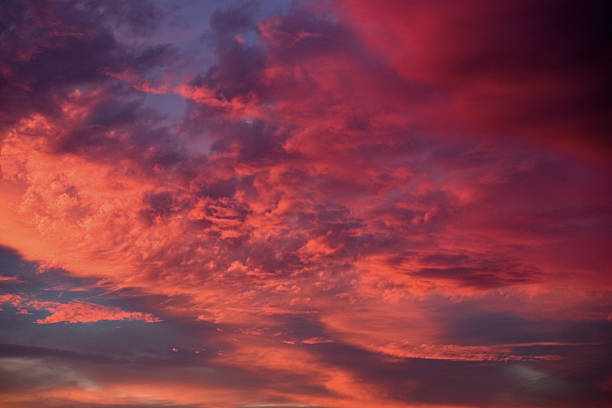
[0,295,160,324]
[0,1,610,407]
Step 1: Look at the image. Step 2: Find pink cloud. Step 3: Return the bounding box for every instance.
[0,1,609,407]
[0,295,160,324]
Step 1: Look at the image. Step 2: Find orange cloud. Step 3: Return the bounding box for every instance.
[0,2,610,407]
[0,295,160,324]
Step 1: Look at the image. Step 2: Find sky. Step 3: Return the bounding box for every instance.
[0,1,611,407]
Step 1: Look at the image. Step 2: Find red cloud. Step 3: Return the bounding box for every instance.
[0,295,160,324]
[341,0,612,164]
[30,300,161,324]
[0,1,610,407]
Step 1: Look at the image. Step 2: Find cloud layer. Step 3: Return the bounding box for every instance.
[0,1,610,407]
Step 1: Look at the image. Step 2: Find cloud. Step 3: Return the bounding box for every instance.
[29,300,161,324]
[0,1,610,407]
[341,0,612,163]
[0,295,160,324]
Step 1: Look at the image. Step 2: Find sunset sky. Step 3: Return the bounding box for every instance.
[0,1,611,407]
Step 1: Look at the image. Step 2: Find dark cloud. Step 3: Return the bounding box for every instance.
[305,340,608,407]
[0,0,174,133]
[210,1,258,36]
[345,0,612,160]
